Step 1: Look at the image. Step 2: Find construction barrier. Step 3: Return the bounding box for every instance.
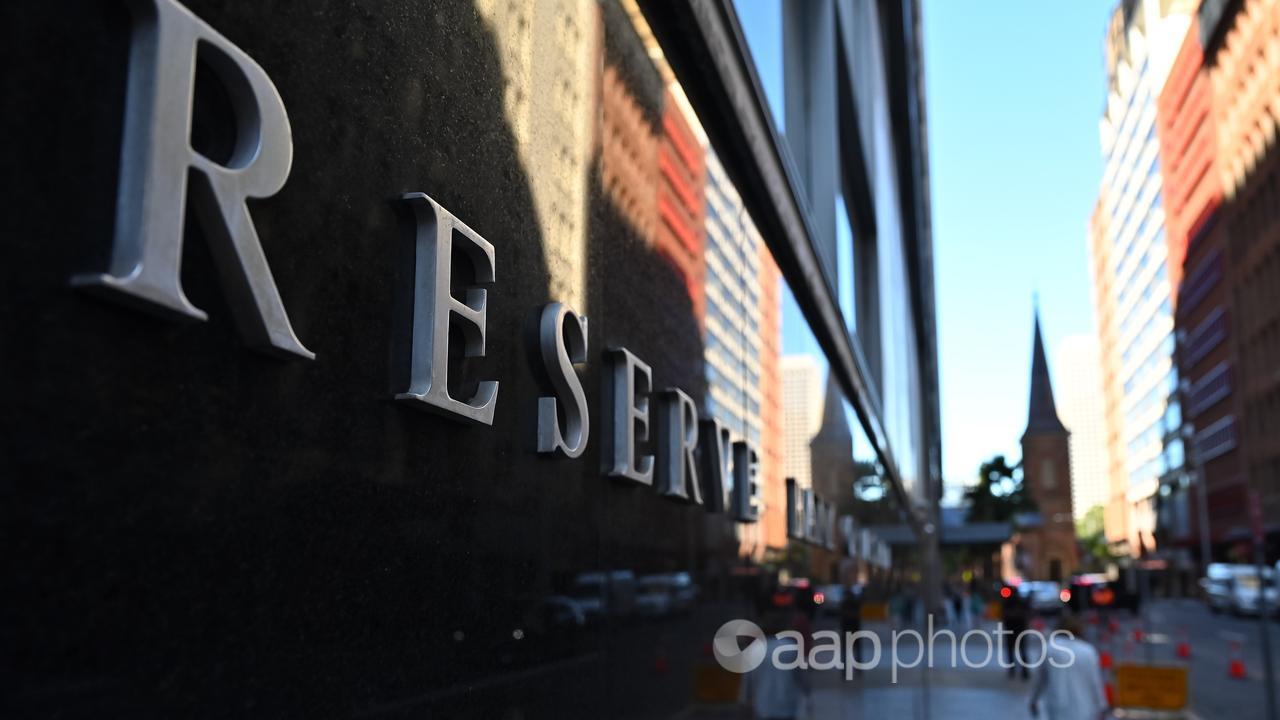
[692,662,740,702]
[986,601,1002,621]
[860,602,890,621]
[1113,664,1189,712]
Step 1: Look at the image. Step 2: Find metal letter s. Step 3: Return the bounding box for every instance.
[536,303,589,457]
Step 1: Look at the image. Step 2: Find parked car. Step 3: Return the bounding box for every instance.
[570,570,636,621]
[634,576,675,617]
[1201,563,1238,613]
[540,595,587,629]
[1019,581,1065,614]
[1228,567,1279,617]
[634,573,696,617]
[814,584,845,616]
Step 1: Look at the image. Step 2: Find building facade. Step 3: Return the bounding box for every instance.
[1092,0,1195,555]
[1202,0,1280,551]
[782,354,824,490]
[1057,334,1111,518]
[1143,0,1280,561]
[1155,10,1238,555]
[4,0,941,715]
[702,149,785,556]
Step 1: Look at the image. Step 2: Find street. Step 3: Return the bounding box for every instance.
[1137,599,1280,719]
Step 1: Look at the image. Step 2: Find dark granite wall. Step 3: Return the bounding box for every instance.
[1,1,744,717]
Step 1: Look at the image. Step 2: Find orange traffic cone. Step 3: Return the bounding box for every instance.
[1175,628,1190,659]
[1228,640,1247,679]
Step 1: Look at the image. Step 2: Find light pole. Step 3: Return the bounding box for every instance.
[1175,348,1213,575]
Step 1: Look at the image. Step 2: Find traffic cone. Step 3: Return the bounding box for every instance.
[654,647,669,674]
[1175,628,1190,659]
[1228,640,1247,680]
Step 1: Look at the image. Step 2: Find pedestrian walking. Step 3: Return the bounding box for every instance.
[839,584,864,667]
[1029,615,1108,720]
[1003,586,1031,680]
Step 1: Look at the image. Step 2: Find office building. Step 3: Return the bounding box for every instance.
[1092,0,1195,556]
[782,354,824,490]
[1057,334,1111,518]
[702,150,784,554]
[5,0,941,714]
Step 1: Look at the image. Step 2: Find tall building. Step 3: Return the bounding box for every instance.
[1090,195,1131,545]
[1092,0,1195,556]
[656,86,708,324]
[1020,312,1078,582]
[809,372,856,582]
[1200,0,1280,546]
[781,355,824,491]
[702,150,784,554]
[759,249,784,553]
[1142,0,1280,560]
[1155,11,1236,554]
[1056,334,1110,519]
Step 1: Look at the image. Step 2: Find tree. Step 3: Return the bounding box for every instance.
[965,454,1036,524]
[1075,505,1112,570]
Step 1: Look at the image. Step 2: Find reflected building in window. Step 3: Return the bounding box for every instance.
[781,355,823,492]
[702,150,785,556]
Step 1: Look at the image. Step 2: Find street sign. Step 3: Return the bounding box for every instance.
[1114,664,1188,711]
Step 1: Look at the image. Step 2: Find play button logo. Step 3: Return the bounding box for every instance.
[712,619,767,673]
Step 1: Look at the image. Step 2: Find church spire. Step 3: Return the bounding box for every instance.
[1025,307,1067,438]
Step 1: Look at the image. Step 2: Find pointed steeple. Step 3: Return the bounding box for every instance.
[1025,308,1068,438]
[814,370,851,442]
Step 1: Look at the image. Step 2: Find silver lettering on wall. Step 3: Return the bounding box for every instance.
[603,348,654,485]
[786,477,803,538]
[535,303,589,457]
[731,440,760,523]
[656,388,701,503]
[786,481,840,550]
[396,193,498,425]
[74,0,312,360]
[698,419,733,513]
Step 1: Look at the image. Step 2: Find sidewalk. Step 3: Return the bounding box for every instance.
[681,622,1037,720]
[808,658,1035,719]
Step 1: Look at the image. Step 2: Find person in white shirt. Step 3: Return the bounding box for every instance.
[1029,615,1108,720]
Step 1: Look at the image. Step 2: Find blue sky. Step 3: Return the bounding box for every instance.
[736,0,1118,493]
[924,0,1116,489]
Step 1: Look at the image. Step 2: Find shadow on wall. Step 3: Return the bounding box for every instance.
[4,0,740,717]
